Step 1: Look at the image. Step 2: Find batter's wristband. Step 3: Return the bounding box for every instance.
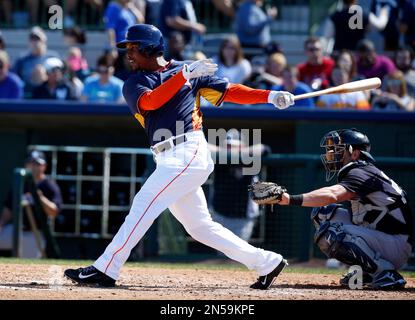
[289,194,304,206]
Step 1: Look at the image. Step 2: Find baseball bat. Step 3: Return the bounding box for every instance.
[293,77,381,101]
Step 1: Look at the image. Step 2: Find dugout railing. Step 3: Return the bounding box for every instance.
[11,146,415,265]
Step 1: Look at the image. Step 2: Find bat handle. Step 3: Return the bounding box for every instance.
[294,90,328,101]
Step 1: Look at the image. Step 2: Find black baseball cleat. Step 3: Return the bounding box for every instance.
[250,259,288,290]
[64,265,116,287]
[339,270,373,287]
[367,270,406,290]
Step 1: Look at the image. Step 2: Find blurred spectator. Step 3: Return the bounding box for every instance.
[356,39,396,80]
[13,27,62,94]
[372,71,415,111]
[208,129,269,242]
[26,0,56,25]
[235,0,277,49]
[61,0,105,27]
[333,50,359,81]
[30,64,48,92]
[401,0,415,52]
[323,0,370,52]
[322,0,394,52]
[255,53,286,89]
[24,0,104,27]
[65,49,86,99]
[166,32,187,61]
[0,50,24,99]
[66,47,89,81]
[66,70,84,100]
[370,0,404,51]
[32,57,77,100]
[159,0,206,45]
[212,0,236,18]
[0,1,12,25]
[297,37,335,90]
[191,50,207,61]
[395,47,415,96]
[0,31,6,50]
[144,0,162,25]
[316,65,370,110]
[82,56,124,103]
[212,36,252,84]
[63,27,87,46]
[211,0,238,29]
[0,150,62,259]
[272,66,315,108]
[104,0,144,59]
[264,41,283,56]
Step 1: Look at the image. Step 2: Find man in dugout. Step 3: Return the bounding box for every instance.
[255,128,414,289]
[0,150,62,258]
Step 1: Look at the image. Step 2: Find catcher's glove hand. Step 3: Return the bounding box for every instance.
[248,181,287,205]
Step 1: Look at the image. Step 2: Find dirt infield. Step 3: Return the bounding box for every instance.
[0,262,414,300]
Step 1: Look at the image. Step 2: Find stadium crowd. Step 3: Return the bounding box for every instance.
[0,0,414,111]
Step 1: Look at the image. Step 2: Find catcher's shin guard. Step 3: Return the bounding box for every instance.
[314,222,395,274]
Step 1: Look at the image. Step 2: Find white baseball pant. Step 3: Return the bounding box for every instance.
[94,131,282,280]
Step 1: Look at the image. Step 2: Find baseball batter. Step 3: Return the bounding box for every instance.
[64,24,295,289]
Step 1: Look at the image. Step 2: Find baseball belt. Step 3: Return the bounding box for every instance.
[150,134,188,155]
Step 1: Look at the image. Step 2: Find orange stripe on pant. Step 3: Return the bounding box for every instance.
[104,144,200,274]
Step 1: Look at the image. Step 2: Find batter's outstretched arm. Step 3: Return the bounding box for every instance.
[222,84,294,109]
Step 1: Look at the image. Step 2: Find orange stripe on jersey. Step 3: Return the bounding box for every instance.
[223,83,270,104]
[138,70,186,112]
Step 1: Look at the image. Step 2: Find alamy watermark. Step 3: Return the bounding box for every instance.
[152,122,264,176]
[348,5,364,30]
[48,265,64,290]
[48,5,63,30]
[347,265,363,290]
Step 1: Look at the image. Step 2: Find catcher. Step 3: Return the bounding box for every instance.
[249,128,414,289]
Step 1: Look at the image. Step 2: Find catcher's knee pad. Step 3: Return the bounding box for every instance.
[314,222,394,274]
[310,204,350,229]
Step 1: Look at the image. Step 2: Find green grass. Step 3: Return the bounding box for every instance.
[1,258,414,278]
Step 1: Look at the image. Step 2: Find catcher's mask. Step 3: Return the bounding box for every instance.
[320,128,374,181]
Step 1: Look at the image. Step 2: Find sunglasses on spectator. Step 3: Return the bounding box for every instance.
[387,79,402,85]
[97,67,110,73]
[307,47,321,52]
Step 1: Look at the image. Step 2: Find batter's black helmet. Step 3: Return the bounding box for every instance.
[116,24,165,58]
[320,128,374,181]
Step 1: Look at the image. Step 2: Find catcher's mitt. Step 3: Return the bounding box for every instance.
[248,181,287,205]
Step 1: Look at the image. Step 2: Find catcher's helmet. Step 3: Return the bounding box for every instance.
[116,24,165,58]
[320,128,374,181]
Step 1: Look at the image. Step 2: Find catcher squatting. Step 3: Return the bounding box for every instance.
[250,128,414,290]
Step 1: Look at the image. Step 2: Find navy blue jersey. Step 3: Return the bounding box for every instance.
[4,178,62,231]
[330,9,369,51]
[337,161,413,241]
[123,60,229,146]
